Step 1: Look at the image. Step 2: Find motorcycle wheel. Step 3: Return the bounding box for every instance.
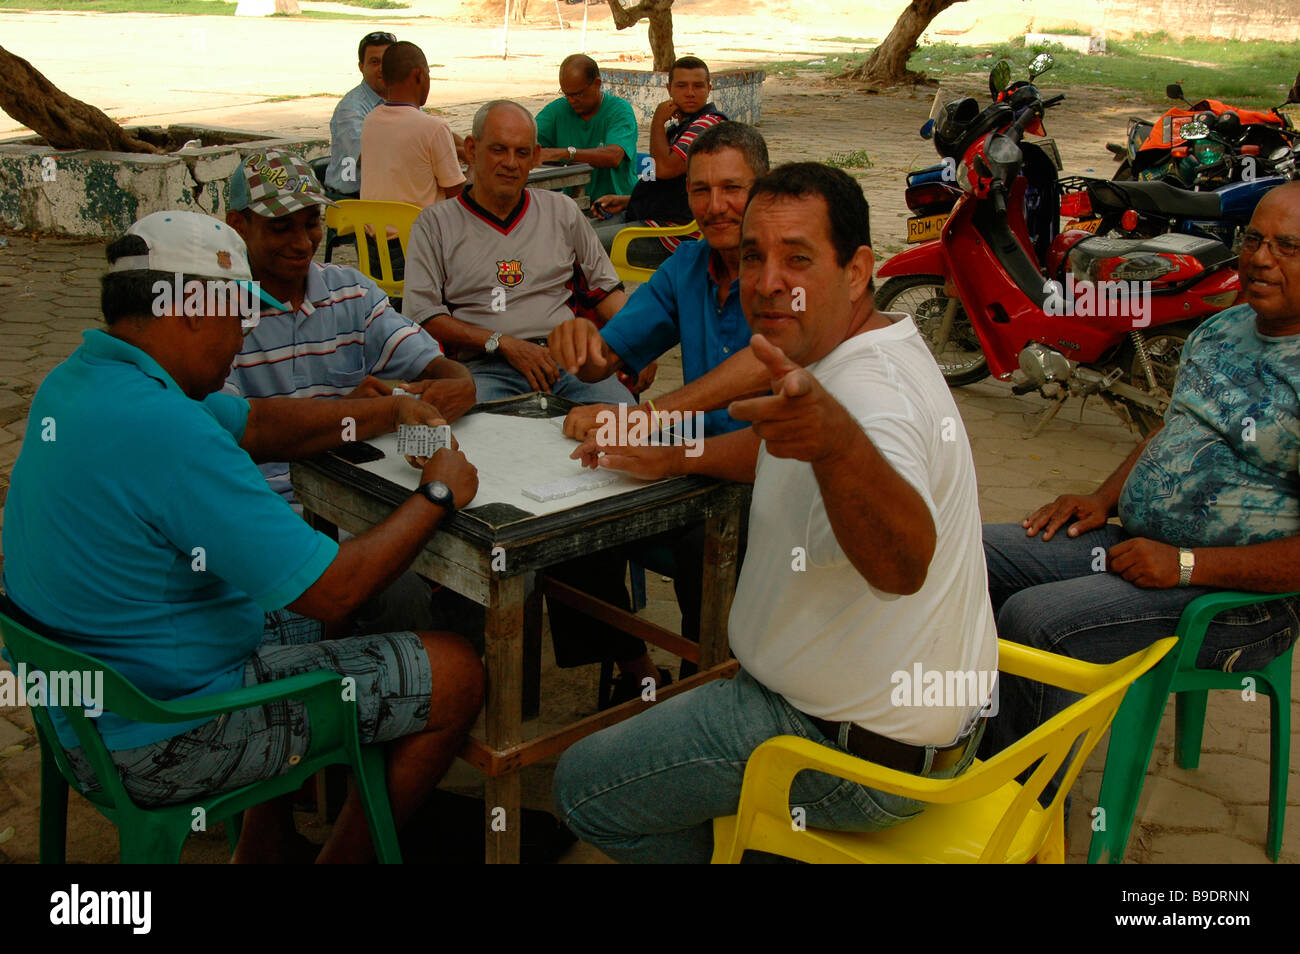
[1110,321,1198,436]
[876,275,989,386]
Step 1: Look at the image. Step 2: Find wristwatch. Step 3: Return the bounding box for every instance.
[416,480,456,513]
[484,331,503,354]
[567,145,577,162]
[1178,548,1195,587]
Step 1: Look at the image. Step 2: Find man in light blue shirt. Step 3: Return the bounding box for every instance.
[2,210,484,863]
[324,31,395,196]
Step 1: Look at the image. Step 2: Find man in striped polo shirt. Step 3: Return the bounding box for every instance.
[404,100,633,406]
[224,149,476,505]
[590,56,728,269]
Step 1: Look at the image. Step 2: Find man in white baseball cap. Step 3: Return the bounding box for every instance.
[2,209,485,862]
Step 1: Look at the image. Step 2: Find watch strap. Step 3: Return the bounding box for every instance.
[416,480,456,514]
[1178,548,1194,587]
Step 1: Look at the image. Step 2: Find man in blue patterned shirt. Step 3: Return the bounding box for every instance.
[982,182,1300,761]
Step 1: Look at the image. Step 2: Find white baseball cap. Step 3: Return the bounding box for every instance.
[108,210,286,312]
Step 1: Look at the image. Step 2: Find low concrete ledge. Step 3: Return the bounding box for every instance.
[0,125,328,238]
[600,68,766,125]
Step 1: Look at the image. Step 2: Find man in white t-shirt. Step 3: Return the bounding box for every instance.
[552,162,997,862]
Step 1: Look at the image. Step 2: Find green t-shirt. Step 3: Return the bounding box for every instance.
[536,92,639,201]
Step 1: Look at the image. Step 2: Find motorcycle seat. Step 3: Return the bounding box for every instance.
[1086,179,1222,219]
[1070,231,1236,276]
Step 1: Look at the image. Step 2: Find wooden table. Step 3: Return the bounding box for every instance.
[526,162,593,209]
[291,394,748,863]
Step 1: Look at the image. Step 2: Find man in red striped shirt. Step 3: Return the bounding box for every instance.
[591,56,728,269]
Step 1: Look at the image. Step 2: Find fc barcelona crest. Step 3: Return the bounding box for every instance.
[496,260,524,288]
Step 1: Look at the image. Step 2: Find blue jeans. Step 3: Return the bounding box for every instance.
[980,522,1300,764]
[463,356,634,405]
[553,668,982,863]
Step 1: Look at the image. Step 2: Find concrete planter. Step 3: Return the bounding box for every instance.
[600,68,767,126]
[0,125,328,239]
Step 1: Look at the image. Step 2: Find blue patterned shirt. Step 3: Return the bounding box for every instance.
[1119,304,1300,546]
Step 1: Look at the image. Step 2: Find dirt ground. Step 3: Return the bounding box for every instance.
[0,6,1226,865]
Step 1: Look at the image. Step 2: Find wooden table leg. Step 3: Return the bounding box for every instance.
[484,574,525,863]
[522,586,543,720]
[698,509,740,668]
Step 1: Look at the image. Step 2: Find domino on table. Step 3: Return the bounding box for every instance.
[522,470,619,502]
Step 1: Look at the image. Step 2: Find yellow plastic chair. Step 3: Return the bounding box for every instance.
[609,220,700,283]
[711,637,1176,864]
[325,200,423,299]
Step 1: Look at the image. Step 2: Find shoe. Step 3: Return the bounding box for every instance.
[599,667,672,710]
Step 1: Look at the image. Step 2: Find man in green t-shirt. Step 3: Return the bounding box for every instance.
[537,53,639,204]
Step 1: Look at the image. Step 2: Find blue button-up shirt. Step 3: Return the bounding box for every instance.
[598,238,750,436]
[325,81,384,195]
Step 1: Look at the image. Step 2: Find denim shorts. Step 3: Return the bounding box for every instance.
[65,610,432,807]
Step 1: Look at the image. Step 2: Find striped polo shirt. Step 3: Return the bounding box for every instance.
[224,262,443,501]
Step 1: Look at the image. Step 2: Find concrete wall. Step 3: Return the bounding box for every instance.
[0,126,328,239]
[601,69,766,125]
[1103,0,1300,41]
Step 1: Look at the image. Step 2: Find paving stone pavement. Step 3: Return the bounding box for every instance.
[0,231,1296,865]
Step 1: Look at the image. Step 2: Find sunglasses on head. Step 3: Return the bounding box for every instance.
[362,31,397,47]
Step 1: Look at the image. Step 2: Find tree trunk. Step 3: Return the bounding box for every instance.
[0,46,158,153]
[840,0,965,88]
[605,0,675,70]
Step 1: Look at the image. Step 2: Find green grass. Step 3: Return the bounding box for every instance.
[824,148,874,170]
[769,33,1299,110]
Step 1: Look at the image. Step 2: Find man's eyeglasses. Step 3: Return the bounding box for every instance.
[561,81,596,102]
[361,31,397,48]
[1241,230,1300,260]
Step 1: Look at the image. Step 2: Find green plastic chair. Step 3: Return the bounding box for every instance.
[0,601,402,863]
[1088,590,1298,863]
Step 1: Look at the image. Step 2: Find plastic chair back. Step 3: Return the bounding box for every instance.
[327,200,422,298]
[609,220,700,283]
[0,597,401,863]
[712,636,1176,864]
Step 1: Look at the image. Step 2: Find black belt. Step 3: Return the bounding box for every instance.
[806,715,981,775]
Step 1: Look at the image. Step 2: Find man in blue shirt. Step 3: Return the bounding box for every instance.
[980,183,1300,783]
[549,122,772,440]
[324,31,394,197]
[2,211,484,863]
[543,122,772,695]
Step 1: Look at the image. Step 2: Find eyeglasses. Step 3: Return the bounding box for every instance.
[1241,230,1300,259]
[362,31,397,47]
[561,81,597,102]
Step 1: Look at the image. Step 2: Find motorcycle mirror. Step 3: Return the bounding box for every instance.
[1181,120,1210,141]
[989,59,1013,94]
[920,118,936,140]
[1166,82,1192,107]
[1028,52,1054,78]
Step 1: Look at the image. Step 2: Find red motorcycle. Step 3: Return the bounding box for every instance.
[876,55,1242,435]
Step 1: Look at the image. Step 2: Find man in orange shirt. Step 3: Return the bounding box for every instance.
[360,41,467,280]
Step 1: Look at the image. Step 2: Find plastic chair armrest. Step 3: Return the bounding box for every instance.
[143,670,345,722]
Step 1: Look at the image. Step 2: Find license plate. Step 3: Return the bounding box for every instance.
[906,213,948,244]
[1067,218,1102,233]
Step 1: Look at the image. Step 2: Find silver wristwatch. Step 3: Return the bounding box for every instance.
[567,145,577,161]
[1178,548,1195,587]
[484,331,503,354]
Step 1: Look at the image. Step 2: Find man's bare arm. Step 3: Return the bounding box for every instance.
[413,355,476,422]
[653,346,771,418]
[1024,425,1162,540]
[1190,537,1300,592]
[539,145,627,169]
[240,396,419,463]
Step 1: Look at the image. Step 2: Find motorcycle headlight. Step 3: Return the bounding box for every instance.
[1194,140,1225,165]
